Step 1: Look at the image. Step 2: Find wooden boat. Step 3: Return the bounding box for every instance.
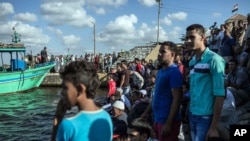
[0,28,55,95]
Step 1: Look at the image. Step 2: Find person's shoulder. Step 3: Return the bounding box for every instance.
[60,118,74,128]
[169,64,181,71]
[207,49,224,61]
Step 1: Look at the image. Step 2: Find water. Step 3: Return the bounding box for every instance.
[0,87,107,141]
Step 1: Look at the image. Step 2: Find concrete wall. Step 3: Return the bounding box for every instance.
[41,73,107,87]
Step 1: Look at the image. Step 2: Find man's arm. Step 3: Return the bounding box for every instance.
[161,88,183,136]
[206,96,224,138]
[207,56,226,139]
[119,74,125,88]
[119,70,125,88]
[140,103,152,119]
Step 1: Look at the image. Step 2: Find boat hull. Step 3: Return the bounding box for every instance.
[0,63,55,95]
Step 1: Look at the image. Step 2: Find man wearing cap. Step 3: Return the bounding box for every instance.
[112,100,128,125]
[116,88,131,111]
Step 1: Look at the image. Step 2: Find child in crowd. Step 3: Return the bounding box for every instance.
[107,73,116,97]
[51,61,113,141]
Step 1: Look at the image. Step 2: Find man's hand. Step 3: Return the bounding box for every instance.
[206,127,219,141]
[161,123,172,137]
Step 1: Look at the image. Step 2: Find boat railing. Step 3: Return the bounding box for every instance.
[34,61,55,68]
[0,43,24,48]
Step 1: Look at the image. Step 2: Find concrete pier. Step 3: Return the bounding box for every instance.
[41,73,107,87]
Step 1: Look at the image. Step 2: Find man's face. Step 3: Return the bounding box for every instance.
[185,29,204,51]
[228,62,237,71]
[61,81,78,109]
[158,45,174,66]
[113,107,122,117]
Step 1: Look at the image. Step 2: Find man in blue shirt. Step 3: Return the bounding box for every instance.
[141,41,183,141]
[186,24,225,141]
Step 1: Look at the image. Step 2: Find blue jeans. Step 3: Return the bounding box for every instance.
[122,86,131,97]
[189,113,212,141]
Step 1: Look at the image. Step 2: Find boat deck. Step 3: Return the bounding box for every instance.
[0,43,25,52]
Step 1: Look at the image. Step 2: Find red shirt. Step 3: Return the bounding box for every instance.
[107,79,116,97]
[135,63,142,74]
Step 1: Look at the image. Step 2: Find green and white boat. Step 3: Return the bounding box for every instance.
[0,29,55,95]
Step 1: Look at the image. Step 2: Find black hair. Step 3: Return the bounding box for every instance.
[130,118,152,139]
[186,24,205,36]
[112,117,127,139]
[121,60,128,66]
[159,41,177,53]
[135,58,140,61]
[228,59,238,65]
[60,60,99,99]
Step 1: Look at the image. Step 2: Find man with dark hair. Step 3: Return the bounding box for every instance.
[41,46,47,63]
[141,41,183,141]
[119,60,131,96]
[51,61,113,141]
[135,58,143,75]
[127,118,153,141]
[112,117,127,141]
[186,24,225,141]
[236,20,245,47]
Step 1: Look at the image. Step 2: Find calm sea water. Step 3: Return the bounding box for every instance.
[0,87,107,141]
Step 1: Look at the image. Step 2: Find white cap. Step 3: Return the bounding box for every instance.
[116,88,123,94]
[113,101,125,110]
[139,89,147,96]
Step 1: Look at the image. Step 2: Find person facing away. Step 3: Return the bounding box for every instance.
[127,118,155,141]
[186,24,225,141]
[51,61,113,141]
[41,46,48,63]
[141,41,183,141]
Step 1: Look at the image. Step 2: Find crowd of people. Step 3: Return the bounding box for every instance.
[50,13,250,141]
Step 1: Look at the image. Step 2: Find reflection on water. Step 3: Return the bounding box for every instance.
[0,87,107,141]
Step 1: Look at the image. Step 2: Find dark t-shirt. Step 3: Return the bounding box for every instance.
[121,69,130,87]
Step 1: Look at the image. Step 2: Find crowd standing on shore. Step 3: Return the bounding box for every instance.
[50,13,250,141]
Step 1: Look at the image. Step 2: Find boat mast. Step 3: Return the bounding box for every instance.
[12,27,21,43]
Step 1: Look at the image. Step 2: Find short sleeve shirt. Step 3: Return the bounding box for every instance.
[189,48,225,115]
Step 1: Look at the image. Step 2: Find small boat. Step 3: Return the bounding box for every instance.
[0,28,55,95]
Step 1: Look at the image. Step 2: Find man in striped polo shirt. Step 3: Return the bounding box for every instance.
[186,24,225,141]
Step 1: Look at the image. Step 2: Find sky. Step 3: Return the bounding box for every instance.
[0,0,249,56]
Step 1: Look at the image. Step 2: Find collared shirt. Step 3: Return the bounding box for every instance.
[189,47,225,115]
